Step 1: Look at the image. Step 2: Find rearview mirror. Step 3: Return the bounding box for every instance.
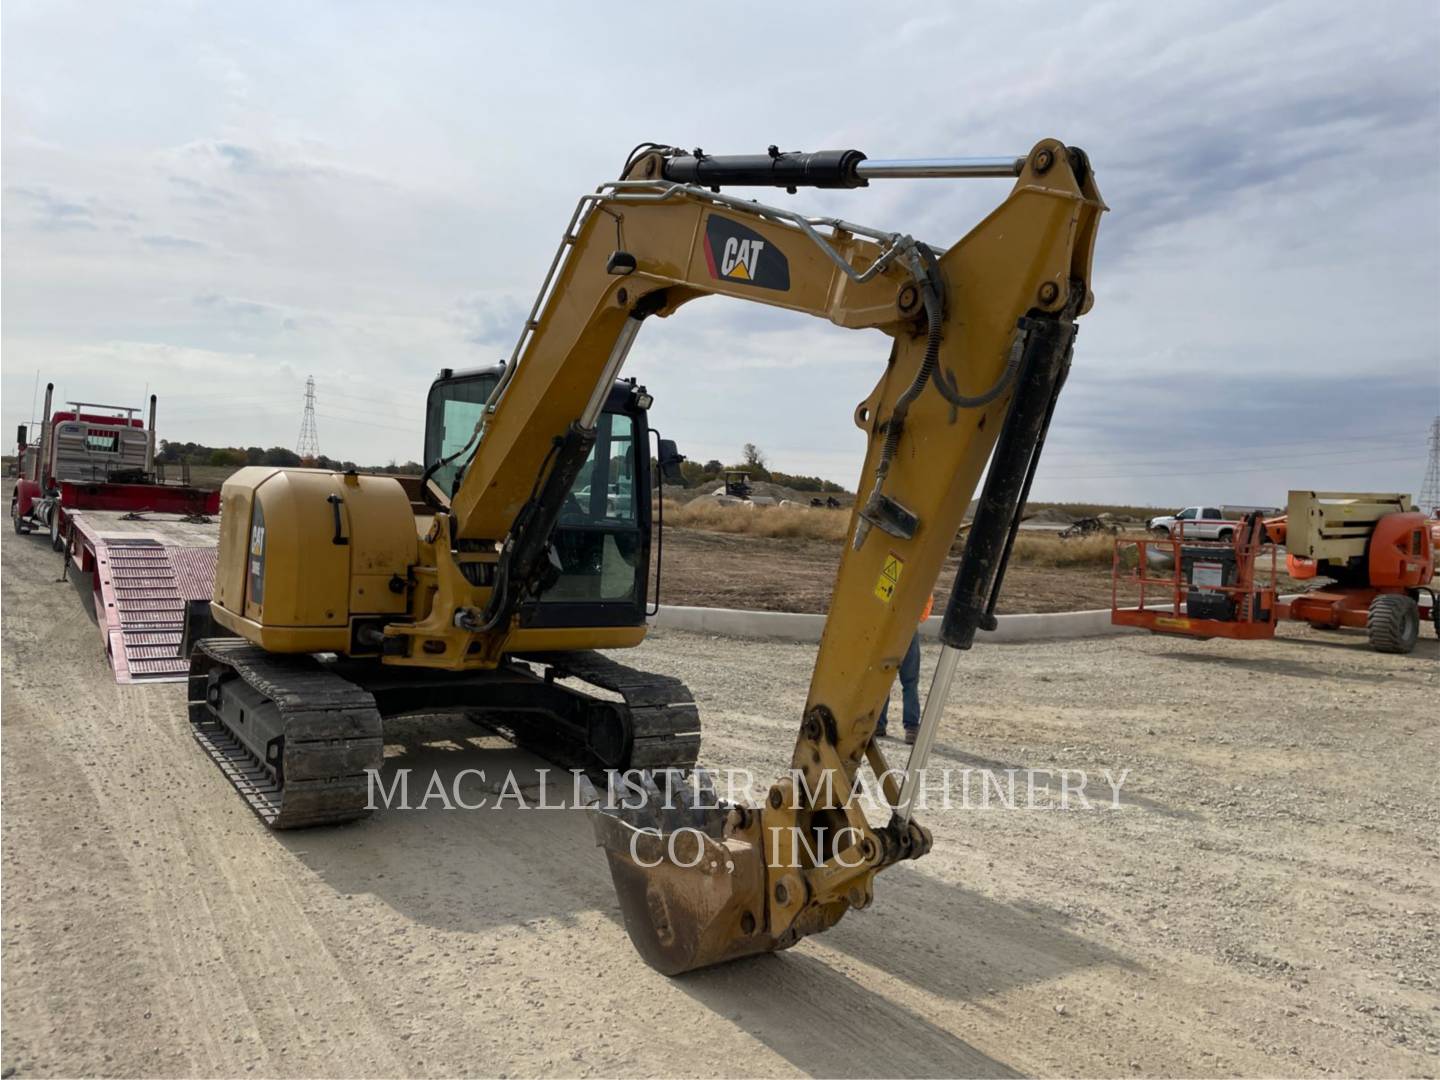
[657,438,686,484]
[16,424,27,449]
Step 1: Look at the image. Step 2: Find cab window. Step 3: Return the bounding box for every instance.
[542,412,640,604]
[424,374,498,496]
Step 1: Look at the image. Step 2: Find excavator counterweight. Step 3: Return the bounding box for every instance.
[191,140,1105,974]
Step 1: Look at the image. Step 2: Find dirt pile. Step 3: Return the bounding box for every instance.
[665,480,853,508]
[1024,506,1077,525]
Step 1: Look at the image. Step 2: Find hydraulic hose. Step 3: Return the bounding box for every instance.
[420,430,481,504]
[852,253,943,545]
[476,426,593,634]
[878,289,943,475]
[932,330,1024,412]
[474,436,563,632]
[859,244,1029,547]
[873,249,946,485]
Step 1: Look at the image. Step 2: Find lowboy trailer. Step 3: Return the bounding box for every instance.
[11,382,222,682]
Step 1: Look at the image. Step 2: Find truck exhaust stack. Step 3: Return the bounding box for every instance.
[145,394,157,474]
[37,383,54,486]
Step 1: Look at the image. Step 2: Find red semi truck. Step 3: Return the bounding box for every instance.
[12,383,218,545]
[11,382,222,681]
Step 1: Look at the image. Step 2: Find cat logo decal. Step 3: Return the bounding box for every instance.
[703,215,790,290]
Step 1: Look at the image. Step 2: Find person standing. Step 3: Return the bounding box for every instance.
[875,593,933,744]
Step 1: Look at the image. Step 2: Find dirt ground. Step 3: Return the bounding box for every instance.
[3,520,1438,1077]
[660,527,1116,614]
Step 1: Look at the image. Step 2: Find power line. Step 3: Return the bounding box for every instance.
[314,400,425,423]
[325,386,424,408]
[316,412,420,434]
[1039,454,1416,481]
[1042,437,1420,468]
[1042,446,1424,478]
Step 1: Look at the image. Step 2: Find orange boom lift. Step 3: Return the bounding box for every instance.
[1113,491,1436,654]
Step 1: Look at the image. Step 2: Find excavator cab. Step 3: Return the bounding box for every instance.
[423,365,659,631]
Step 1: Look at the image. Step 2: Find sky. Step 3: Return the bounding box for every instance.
[3,0,1438,508]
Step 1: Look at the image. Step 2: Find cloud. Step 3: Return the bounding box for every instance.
[192,291,283,319]
[5,185,100,231]
[141,233,206,251]
[162,137,391,190]
[166,173,238,208]
[1,0,1435,498]
[452,294,528,348]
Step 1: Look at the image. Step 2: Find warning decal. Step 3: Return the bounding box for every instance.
[1190,561,1224,591]
[874,553,904,603]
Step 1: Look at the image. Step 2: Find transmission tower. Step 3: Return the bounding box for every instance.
[1421,415,1440,513]
[296,376,321,458]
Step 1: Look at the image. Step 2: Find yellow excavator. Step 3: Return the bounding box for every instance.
[189,140,1104,974]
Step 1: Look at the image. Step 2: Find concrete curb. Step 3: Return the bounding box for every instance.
[648,604,1144,644]
[650,593,1313,644]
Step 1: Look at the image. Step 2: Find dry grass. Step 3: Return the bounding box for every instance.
[665,498,1140,567]
[1023,500,1161,521]
[1009,531,1123,567]
[662,499,850,541]
[177,464,244,489]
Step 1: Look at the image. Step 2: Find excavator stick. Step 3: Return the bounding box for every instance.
[587,142,1105,973]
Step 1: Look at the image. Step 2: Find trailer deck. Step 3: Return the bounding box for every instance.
[64,509,219,683]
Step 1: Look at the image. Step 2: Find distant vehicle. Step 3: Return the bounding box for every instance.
[1148,504,1281,541]
[1117,492,1436,655]
[1060,515,1118,539]
[11,382,218,552]
[723,470,752,499]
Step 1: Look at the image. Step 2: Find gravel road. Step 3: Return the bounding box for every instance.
[3,520,1437,1077]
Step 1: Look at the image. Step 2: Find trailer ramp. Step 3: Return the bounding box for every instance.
[68,512,219,684]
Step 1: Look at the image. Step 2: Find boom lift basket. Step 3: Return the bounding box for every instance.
[1111,524,1278,641]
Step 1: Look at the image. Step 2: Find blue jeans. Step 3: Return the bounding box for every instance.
[878,632,922,734]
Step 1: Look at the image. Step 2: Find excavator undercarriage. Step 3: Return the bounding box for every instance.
[189,642,702,827]
[186,139,1105,974]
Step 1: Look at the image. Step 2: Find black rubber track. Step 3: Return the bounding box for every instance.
[515,650,702,773]
[188,639,384,829]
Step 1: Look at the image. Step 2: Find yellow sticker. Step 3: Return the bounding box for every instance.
[1155,616,1192,629]
[874,552,904,603]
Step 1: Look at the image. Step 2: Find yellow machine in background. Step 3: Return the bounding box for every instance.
[190,140,1105,972]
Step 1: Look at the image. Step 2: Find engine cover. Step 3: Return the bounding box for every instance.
[212,467,416,652]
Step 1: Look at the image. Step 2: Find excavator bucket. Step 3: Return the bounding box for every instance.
[585,772,778,975]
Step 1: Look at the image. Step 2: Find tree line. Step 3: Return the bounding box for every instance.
[156,437,845,494]
[672,443,847,494]
[156,440,421,474]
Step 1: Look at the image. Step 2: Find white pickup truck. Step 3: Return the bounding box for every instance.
[1147,505,1278,541]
